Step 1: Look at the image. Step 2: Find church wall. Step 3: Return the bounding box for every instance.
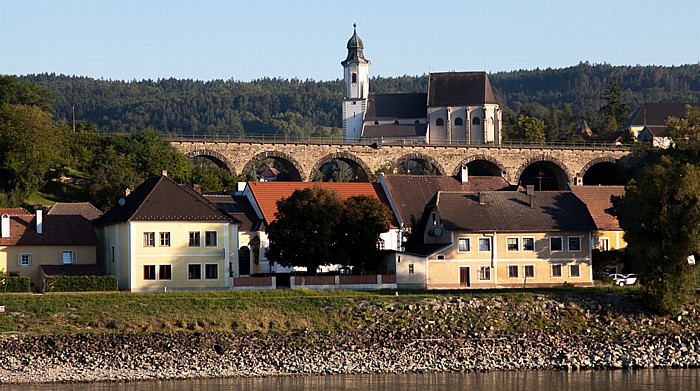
[427,107,448,143]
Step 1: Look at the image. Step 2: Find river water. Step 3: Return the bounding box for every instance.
[2,369,699,390]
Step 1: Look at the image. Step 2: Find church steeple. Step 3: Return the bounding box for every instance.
[341,23,369,66]
[341,23,370,141]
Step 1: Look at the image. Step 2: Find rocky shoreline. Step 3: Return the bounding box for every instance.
[2,294,700,384]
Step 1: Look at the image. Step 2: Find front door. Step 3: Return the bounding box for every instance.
[459,267,470,288]
[238,247,251,276]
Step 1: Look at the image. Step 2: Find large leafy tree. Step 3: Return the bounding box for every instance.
[266,187,345,272]
[508,113,546,142]
[337,195,392,273]
[616,105,700,314]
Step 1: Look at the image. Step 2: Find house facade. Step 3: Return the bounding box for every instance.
[571,186,626,251]
[394,189,596,289]
[94,175,240,292]
[0,207,98,292]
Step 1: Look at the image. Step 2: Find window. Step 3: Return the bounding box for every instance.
[478,237,491,252]
[61,250,75,265]
[599,238,610,251]
[376,239,385,250]
[551,264,563,278]
[408,264,414,274]
[455,117,464,126]
[159,265,172,280]
[188,264,202,279]
[478,266,491,280]
[508,265,519,278]
[159,232,170,247]
[472,117,481,125]
[19,253,31,267]
[189,232,201,247]
[205,264,219,280]
[568,236,582,252]
[143,232,155,247]
[351,72,357,83]
[414,119,420,124]
[143,265,156,280]
[374,121,379,125]
[431,212,440,226]
[458,238,470,252]
[507,237,519,251]
[436,254,445,260]
[550,236,563,252]
[524,265,535,278]
[205,231,218,247]
[394,120,400,125]
[569,264,581,278]
[436,118,444,126]
[523,237,535,251]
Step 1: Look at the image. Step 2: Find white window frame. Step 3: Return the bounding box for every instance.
[599,238,610,251]
[61,250,76,265]
[187,263,202,280]
[567,236,582,252]
[506,237,519,252]
[569,264,581,278]
[551,264,563,278]
[158,264,172,280]
[524,264,535,279]
[205,231,218,247]
[478,266,491,281]
[457,237,470,252]
[550,236,563,252]
[408,264,415,274]
[143,232,155,247]
[19,253,32,267]
[478,237,492,252]
[159,232,171,247]
[522,237,535,252]
[143,264,156,280]
[205,263,219,280]
[189,231,201,247]
[507,264,519,278]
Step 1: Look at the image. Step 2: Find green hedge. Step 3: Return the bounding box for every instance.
[44,275,118,292]
[0,276,31,292]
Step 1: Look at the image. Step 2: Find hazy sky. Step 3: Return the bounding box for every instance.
[2,0,699,82]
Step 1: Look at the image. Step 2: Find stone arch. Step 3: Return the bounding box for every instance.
[451,154,509,182]
[578,156,627,186]
[514,155,574,190]
[184,149,236,174]
[241,151,304,181]
[309,152,372,182]
[393,153,446,176]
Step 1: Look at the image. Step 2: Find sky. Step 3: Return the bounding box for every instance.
[1,0,699,82]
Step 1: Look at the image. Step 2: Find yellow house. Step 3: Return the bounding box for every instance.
[395,189,596,289]
[94,175,240,292]
[0,207,99,292]
[571,186,626,251]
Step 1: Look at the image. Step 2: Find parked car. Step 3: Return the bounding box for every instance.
[612,274,638,286]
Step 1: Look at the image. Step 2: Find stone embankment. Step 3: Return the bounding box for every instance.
[1,293,699,384]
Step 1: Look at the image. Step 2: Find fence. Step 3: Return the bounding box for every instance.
[232,276,276,290]
[290,274,397,290]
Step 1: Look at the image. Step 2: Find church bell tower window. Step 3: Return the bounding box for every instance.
[352,73,357,83]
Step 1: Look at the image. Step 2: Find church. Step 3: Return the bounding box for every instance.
[341,24,502,144]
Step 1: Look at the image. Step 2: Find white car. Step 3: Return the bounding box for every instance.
[612,274,638,286]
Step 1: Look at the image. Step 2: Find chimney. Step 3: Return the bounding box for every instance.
[162,169,168,177]
[36,209,43,235]
[478,192,485,205]
[193,184,202,194]
[1,214,10,238]
[461,165,468,184]
[526,185,535,208]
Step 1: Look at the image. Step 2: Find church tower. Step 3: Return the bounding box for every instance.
[341,24,370,141]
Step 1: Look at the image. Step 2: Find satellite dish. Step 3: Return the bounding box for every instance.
[118,198,126,206]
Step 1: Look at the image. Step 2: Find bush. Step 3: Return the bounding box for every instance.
[0,276,31,292]
[44,275,118,292]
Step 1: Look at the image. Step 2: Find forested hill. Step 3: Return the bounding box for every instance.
[21,63,700,136]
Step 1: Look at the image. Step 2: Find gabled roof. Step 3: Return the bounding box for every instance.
[624,103,696,128]
[427,72,498,107]
[0,208,31,216]
[365,93,427,120]
[577,120,594,141]
[48,202,103,221]
[0,214,98,246]
[570,186,625,231]
[246,181,394,225]
[435,191,595,232]
[204,192,263,231]
[381,174,513,227]
[95,176,235,226]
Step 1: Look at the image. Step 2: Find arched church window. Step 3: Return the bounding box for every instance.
[472,117,481,125]
[436,118,445,126]
[414,120,420,124]
[352,73,357,83]
[455,117,464,126]
[394,120,400,125]
[374,121,379,125]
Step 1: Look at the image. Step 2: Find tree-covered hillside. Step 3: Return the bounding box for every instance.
[20,63,700,137]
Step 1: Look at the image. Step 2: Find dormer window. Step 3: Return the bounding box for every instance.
[436,118,445,126]
[352,73,357,83]
[394,120,400,125]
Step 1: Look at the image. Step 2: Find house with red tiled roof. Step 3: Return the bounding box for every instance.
[94,174,240,292]
[393,188,595,289]
[242,181,399,273]
[0,206,99,292]
[571,186,626,251]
